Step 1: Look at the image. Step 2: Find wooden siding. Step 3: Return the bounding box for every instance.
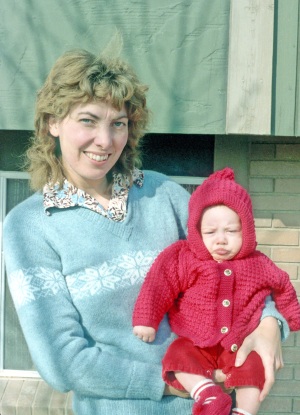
[0,0,299,136]
[226,0,274,135]
[272,0,300,136]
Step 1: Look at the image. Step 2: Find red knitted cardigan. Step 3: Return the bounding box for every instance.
[133,168,300,351]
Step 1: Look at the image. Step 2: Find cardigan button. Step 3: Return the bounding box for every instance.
[221,326,228,334]
[222,299,230,307]
[224,269,232,276]
[231,344,238,352]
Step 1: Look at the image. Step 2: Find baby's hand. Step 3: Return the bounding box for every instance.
[133,326,156,342]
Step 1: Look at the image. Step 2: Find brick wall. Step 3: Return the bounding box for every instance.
[249,139,300,414]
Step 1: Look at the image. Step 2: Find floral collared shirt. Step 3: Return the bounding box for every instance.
[43,168,144,222]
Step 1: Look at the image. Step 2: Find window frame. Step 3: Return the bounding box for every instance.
[0,170,39,378]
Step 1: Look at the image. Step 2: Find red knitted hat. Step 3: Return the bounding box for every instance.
[187,167,257,260]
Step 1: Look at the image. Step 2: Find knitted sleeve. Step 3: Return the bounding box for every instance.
[269,264,300,331]
[257,255,300,333]
[3,197,164,401]
[133,241,188,329]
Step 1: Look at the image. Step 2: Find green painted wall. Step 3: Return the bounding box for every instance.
[0,0,230,134]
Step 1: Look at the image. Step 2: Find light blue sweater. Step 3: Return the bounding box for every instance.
[3,170,286,415]
[4,171,194,415]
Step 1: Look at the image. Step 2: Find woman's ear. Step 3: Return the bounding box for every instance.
[49,116,59,137]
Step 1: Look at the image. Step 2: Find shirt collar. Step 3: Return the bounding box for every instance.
[43,168,144,222]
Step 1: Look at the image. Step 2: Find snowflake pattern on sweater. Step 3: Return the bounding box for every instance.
[9,250,159,307]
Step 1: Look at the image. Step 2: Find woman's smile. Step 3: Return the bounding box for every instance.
[84,152,110,162]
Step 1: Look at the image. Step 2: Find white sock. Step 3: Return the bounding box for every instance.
[190,379,215,402]
[232,408,253,415]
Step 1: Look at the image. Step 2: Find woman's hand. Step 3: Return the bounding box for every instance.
[235,316,284,401]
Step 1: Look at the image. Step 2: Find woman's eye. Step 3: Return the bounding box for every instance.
[80,118,95,125]
[114,121,126,128]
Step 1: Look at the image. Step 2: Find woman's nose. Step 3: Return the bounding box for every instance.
[93,126,112,149]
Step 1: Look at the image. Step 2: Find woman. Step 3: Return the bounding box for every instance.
[3,48,285,415]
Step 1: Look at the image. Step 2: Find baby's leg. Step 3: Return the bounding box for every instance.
[220,349,265,415]
[175,371,232,415]
[175,371,207,393]
[232,386,261,415]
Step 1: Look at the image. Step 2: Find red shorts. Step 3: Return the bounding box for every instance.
[162,337,265,391]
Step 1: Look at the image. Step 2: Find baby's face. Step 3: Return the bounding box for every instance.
[200,205,242,262]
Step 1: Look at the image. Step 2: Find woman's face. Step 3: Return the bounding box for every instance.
[49,101,128,191]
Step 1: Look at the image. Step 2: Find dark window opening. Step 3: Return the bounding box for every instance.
[0,130,32,171]
[141,134,214,177]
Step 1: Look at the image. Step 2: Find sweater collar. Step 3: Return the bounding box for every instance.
[43,168,144,222]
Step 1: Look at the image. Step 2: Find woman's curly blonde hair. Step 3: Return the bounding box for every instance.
[26,48,149,190]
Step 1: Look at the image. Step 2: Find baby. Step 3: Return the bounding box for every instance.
[133,167,300,415]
